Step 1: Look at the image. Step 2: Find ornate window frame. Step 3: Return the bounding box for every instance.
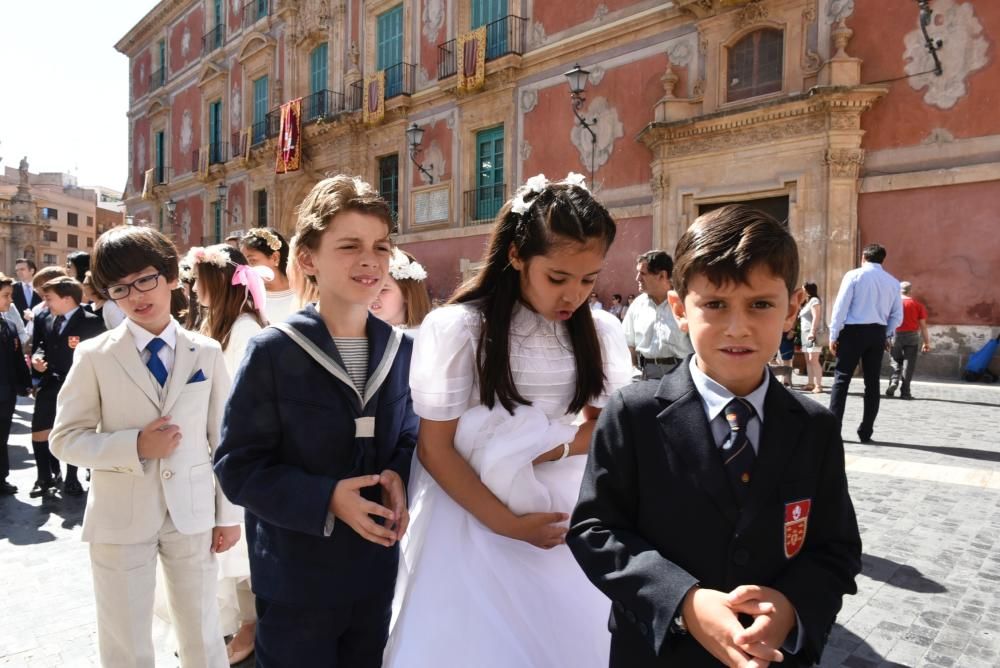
[720,21,787,107]
[237,32,278,130]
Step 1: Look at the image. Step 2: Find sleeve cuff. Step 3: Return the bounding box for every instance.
[323,512,336,537]
[781,612,805,655]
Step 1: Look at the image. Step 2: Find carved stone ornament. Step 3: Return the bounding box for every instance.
[829,112,859,131]
[570,97,624,172]
[520,89,539,114]
[519,140,532,161]
[650,172,668,195]
[677,0,718,19]
[667,35,696,68]
[663,115,826,159]
[662,65,680,99]
[828,0,855,23]
[736,0,768,29]
[824,148,864,179]
[831,19,853,59]
[180,208,192,246]
[527,20,547,48]
[588,66,606,86]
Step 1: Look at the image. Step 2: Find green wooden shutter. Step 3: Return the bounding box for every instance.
[214,0,224,47]
[209,100,222,162]
[309,43,329,118]
[253,76,268,142]
[377,5,403,96]
[472,0,508,58]
[476,125,504,221]
[214,200,223,243]
[155,131,165,183]
[379,154,399,225]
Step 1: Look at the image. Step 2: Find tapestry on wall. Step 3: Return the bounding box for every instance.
[276,98,302,174]
[457,26,487,93]
[237,126,252,163]
[198,148,210,179]
[141,168,155,200]
[363,71,385,125]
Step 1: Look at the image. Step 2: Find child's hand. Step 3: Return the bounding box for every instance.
[31,355,47,373]
[330,474,398,547]
[379,469,409,541]
[211,525,241,553]
[500,512,569,550]
[727,585,797,663]
[137,416,181,459]
[682,586,760,667]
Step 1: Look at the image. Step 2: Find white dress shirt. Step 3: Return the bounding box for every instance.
[125,317,178,381]
[622,292,694,359]
[828,262,903,341]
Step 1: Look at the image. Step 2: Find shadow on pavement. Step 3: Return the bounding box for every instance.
[855,440,1000,464]
[0,495,57,545]
[821,623,910,667]
[862,553,947,594]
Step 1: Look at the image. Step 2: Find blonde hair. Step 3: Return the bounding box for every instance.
[287,235,320,308]
[293,175,394,284]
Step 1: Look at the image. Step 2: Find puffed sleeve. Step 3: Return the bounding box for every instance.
[591,309,633,408]
[409,304,478,421]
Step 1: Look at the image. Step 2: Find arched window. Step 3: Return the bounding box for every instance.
[727,29,783,102]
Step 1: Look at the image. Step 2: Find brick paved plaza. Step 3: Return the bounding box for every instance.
[1,377,999,667]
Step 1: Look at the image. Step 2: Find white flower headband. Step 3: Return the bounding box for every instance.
[245,227,283,252]
[389,247,427,282]
[183,245,275,320]
[510,172,588,216]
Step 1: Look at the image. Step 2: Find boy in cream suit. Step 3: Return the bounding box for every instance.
[50,227,242,668]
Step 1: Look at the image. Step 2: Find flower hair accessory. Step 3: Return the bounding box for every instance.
[389,248,428,282]
[232,264,274,320]
[510,172,589,216]
[184,246,230,269]
[245,227,283,252]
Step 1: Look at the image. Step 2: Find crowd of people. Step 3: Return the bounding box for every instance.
[0,171,932,668]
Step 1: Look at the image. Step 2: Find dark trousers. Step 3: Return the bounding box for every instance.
[31,385,78,484]
[889,330,921,395]
[0,395,16,481]
[829,324,887,439]
[254,584,394,668]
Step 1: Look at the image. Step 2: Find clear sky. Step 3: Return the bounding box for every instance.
[0,0,159,192]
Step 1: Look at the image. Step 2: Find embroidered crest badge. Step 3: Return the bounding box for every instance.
[784,499,811,559]
[67,336,80,350]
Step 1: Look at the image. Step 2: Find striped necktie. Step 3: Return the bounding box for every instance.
[721,398,756,505]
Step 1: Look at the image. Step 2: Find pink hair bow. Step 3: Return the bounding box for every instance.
[232,264,274,321]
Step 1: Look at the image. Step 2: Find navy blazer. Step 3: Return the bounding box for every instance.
[214,306,418,607]
[0,317,30,402]
[12,282,41,315]
[32,307,106,389]
[568,361,861,667]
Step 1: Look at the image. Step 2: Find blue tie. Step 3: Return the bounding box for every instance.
[721,398,757,505]
[145,338,169,387]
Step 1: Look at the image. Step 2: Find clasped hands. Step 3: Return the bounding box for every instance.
[330,470,409,548]
[682,584,797,668]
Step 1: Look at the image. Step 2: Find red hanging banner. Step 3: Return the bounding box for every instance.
[275,98,302,174]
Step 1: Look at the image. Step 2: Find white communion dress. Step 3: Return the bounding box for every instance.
[384,301,632,668]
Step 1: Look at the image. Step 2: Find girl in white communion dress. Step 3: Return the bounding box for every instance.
[384,174,632,668]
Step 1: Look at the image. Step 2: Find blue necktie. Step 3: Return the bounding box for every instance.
[145,338,168,387]
[721,398,757,505]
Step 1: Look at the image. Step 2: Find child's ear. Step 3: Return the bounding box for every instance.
[785,287,805,329]
[296,246,318,278]
[667,290,688,332]
[508,243,523,271]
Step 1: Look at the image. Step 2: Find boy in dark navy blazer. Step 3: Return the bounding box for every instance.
[569,205,861,667]
[29,276,105,497]
[0,274,31,495]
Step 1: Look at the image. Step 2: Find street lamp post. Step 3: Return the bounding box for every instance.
[405,123,433,184]
[564,63,598,185]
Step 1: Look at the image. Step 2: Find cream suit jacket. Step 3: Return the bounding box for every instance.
[50,322,242,544]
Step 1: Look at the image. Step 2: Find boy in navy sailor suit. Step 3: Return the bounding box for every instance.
[569,205,861,667]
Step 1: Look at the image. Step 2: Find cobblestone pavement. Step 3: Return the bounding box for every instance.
[1,377,998,667]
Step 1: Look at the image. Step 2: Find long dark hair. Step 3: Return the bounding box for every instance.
[195,245,267,349]
[451,182,616,415]
[803,281,820,301]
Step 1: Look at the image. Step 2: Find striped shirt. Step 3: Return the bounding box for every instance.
[333,337,369,394]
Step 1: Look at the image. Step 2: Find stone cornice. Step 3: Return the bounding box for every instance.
[639,85,888,154]
[115,0,190,56]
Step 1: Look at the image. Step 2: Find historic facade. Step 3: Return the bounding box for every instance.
[116,0,998,375]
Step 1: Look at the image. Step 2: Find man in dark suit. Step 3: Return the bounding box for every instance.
[569,205,861,667]
[29,276,106,498]
[0,275,32,494]
[12,258,42,319]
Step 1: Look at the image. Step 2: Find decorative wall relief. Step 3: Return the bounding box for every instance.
[232,0,240,15]
[519,140,532,161]
[137,136,147,173]
[180,111,194,154]
[520,88,538,114]
[139,63,146,84]
[824,148,865,179]
[231,84,242,126]
[420,141,446,185]
[423,0,445,41]
[828,0,855,23]
[180,208,192,245]
[587,66,606,86]
[527,21,547,48]
[903,0,988,110]
[182,28,191,58]
[570,97,623,172]
[592,4,609,25]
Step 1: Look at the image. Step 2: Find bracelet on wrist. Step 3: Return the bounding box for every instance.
[558,442,570,460]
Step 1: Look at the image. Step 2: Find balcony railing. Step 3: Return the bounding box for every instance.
[190,142,229,172]
[463,183,507,224]
[260,108,282,143]
[154,165,170,184]
[437,16,527,80]
[383,62,416,98]
[303,89,346,122]
[241,0,270,29]
[347,81,364,111]
[150,68,166,91]
[202,25,225,55]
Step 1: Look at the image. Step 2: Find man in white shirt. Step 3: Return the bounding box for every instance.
[828,243,903,443]
[622,250,694,380]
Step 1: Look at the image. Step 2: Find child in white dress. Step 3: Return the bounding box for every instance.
[385,174,632,667]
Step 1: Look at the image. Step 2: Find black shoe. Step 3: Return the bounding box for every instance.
[857,431,874,444]
[900,393,914,400]
[885,384,897,397]
[0,480,17,495]
[29,480,53,498]
[52,473,64,489]
[63,479,85,496]
[85,469,91,482]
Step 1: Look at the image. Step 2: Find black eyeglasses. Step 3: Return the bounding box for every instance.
[105,272,162,301]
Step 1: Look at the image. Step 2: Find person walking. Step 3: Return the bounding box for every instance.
[799,282,825,393]
[886,281,930,400]
[827,244,903,443]
[622,250,693,380]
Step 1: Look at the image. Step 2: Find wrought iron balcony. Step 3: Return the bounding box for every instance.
[202,25,225,55]
[347,81,364,111]
[463,184,507,224]
[303,89,346,123]
[190,142,229,172]
[241,0,270,29]
[383,62,416,98]
[437,15,527,81]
